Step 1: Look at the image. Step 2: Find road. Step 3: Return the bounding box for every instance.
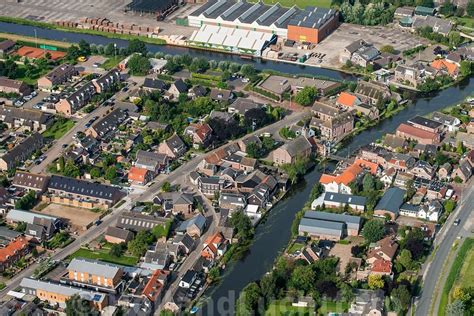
[30,105,111,174]
[414,181,474,316]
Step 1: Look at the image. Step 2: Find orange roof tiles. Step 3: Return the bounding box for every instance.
[337,92,359,107]
[128,166,149,182]
[354,159,378,175]
[0,237,29,263]
[371,259,392,273]
[431,59,458,75]
[320,159,375,186]
[201,232,225,259]
[143,269,169,302]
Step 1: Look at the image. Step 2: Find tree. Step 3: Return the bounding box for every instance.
[448,32,462,47]
[460,61,473,77]
[109,243,125,257]
[239,282,261,313]
[402,228,425,260]
[207,267,220,283]
[78,39,91,56]
[398,249,414,271]
[15,221,27,232]
[65,294,99,316]
[391,285,411,314]
[290,265,315,293]
[240,64,256,78]
[380,45,396,54]
[230,210,254,241]
[440,0,455,16]
[63,159,80,178]
[294,86,317,106]
[259,274,276,301]
[467,0,474,17]
[446,299,465,316]
[105,166,117,181]
[246,142,262,159]
[90,167,101,179]
[161,181,172,192]
[128,231,153,257]
[362,173,375,192]
[362,220,385,243]
[443,199,456,213]
[243,108,271,130]
[127,54,150,76]
[127,39,147,55]
[368,274,384,289]
[189,57,210,73]
[15,190,37,210]
[340,283,355,302]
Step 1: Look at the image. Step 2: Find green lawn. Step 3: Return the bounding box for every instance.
[248,0,332,8]
[452,16,474,29]
[287,242,305,254]
[69,247,139,266]
[454,241,474,290]
[318,300,349,314]
[101,56,122,70]
[42,118,75,139]
[265,300,312,316]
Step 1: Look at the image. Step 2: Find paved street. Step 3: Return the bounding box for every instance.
[29,105,111,174]
[415,181,474,316]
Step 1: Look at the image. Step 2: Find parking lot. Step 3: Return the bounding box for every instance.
[297,23,431,68]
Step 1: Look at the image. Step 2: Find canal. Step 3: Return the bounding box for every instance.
[1,21,474,315]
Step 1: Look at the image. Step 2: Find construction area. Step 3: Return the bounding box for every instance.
[37,204,102,232]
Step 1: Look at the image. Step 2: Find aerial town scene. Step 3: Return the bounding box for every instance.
[0,0,473,315]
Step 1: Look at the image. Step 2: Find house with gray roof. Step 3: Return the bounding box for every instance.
[210,88,233,102]
[176,214,207,237]
[86,108,127,139]
[158,134,187,159]
[322,192,367,212]
[228,97,263,115]
[172,233,195,254]
[272,136,313,165]
[135,150,169,175]
[0,133,45,171]
[374,187,405,220]
[219,192,247,211]
[341,40,380,68]
[0,105,52,131]
[6,209,59,225]
[298,218,344,241]
[303,211,362,236]
[116,212,169,232]
[12,171,50,193]
[105,226,134,244]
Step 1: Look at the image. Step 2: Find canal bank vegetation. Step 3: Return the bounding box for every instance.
[0,16,166,45]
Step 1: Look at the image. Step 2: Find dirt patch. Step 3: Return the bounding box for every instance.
[329,243,354,274]
[36,204,101,231]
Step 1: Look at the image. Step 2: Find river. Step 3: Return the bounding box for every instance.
[1,21,474,315]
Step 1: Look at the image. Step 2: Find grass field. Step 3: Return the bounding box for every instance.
[318,300,349,314]
[248,0,332,8]
[287,242,304,254]
[101,56,122,70]
[454,242,474,289]
[42,118,74,139]
[265,300,311,316]
[439,238,474,316]
[70,247,139,266]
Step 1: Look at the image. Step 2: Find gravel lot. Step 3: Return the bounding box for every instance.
[37,204,101,231]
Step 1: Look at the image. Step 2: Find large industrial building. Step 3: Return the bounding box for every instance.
[188,0,339,44]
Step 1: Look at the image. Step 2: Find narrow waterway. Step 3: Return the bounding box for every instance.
[0,21,354,81]
[1,21,474,315]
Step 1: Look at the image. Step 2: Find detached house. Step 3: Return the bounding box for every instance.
[366,236,398,277]
[158,134,187,159]
[184,123,213,149]
[452,159,472,183]
[201,232,227,261]
[135,150,169,175]
[409,160,435,180]
[272,136,312,165]
[168,79,188,99]
[431,59,459,78]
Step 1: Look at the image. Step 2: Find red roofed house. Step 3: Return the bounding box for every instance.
[185,123,213,149]
[320,160,378,194]
[431,59,459,78]
[0,237,30,272]
[128,166,154,185]
[336,92,361,108]
[396,123,440,145]
[142,269,170,304]
[201,232,227,261]
[370,259,393,276]
[366,236,398,277]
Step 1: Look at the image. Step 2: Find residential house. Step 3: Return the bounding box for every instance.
[176,214,206,237]
[0,40,15,57]
[171,233,195,255]
[179,270,197,289]
[380,168,396,187]
[432,111,461,132]
[394,172,415,189]
[320,159,377,194]
[348,289,385,316]
[321,192,367,212]
[141,244,172,270]
[0,133,45,171]
[295,245,324,264]
[116,212,169,232]
[393,62,438,88]
[155,192,194,214]
[311,101,341,121]
[142,269,170,305]
[353,81,391,106]
[438,162,452,179]
[431,59,459,78]
[135,150,169,175]
[37,64,78,90]
[25,217,57,242]
[201,232,227,260]
[12,171,49,193]
[184,123,213,149]
[452,159,472,183]
[55,82,96,116]
[318,113,354,142]
[86,108,127,139]
[336,92,361,109]
[0,77,31,96]
[104,226,134,244]
[367,236,398,264]
[67,258,123,290]
[0,237,30,272]
[409,160,435,180]
[142,78,167,92]
[228,97,263,115]
[374,187,405,220]
[407,116,443,133]
[0,105,52,131]
[168,79,188,99]
[210,88,233,102]
[158,134,187,159]
[396,123,440,145]
[387,153,416,172]
[45,175,125,209]
[238,135,262,153]
[219,192,246,211]
[92,68,121,94]
[412,15,452,36]
[272,136,312,165]
[298,211,361,241]
[418,200,443,222]
[384,134,408,151]
[188,85,207,99]
[340,40,380,68]
[198,177,226,197]
[128,167,154,185]
[20,278,108,310]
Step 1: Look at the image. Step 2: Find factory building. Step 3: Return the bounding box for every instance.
[188,0,339,44]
